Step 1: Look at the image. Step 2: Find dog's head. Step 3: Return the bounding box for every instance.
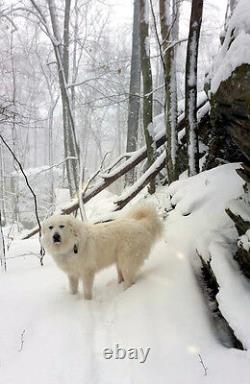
[41,214,81,255]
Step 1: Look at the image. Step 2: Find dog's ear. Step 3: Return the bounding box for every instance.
[69,220,80,239]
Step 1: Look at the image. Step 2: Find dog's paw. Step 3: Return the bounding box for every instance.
[84,292,92,300]
[70,290,78,295]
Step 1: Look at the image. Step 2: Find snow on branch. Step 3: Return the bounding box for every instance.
[114,151,166,210]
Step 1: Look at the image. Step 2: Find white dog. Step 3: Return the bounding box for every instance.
[41,204,163,300]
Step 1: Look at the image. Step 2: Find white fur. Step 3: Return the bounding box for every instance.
[41,203,163,300]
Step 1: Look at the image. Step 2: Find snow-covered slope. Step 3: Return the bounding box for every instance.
[1,163,250,384]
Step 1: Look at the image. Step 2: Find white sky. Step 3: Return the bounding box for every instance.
[106,0,228,30]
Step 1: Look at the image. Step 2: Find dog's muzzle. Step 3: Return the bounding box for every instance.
[53,232,61,244]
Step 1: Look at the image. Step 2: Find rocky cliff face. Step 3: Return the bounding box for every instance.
[206,0,250,282]
[211,63,250,163]
[205,0,250,169]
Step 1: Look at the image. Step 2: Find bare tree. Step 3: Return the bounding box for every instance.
[0,143,6,225]
[140,0,155,194]
[185,0,204,176]
[159,0,180,182]
[0,210,6,271]
[125,0,141,186]
[48,0,79,196]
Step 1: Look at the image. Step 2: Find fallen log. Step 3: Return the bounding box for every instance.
[114,151,166,210]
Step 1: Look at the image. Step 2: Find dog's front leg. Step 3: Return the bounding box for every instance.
[116,264,124,284]
[68,275,79,294]
[82,270,95,300]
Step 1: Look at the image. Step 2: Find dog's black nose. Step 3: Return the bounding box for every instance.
[53,233,61,243]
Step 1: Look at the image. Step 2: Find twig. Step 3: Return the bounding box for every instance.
[80,152,110,196]
[162,38,188,54]
[78,155,87,222]
[18,329,26,352]
[0,210,7,271]
[198,353,208,376]
[35,157,77,176]
[103,153,131,174]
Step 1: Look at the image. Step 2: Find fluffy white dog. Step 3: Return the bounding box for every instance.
[41,204,163,300]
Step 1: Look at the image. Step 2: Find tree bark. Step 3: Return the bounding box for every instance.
[185,0,204,176]
[159,0,179,183]
[0,144,6,225]
[47,0,79,197]
[125,0,141,186]
[139,0,155,194]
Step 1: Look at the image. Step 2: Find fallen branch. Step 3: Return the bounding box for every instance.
[114,151,166,210]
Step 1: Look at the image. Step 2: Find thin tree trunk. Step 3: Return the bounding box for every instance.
[48,0,79,197]
[125,0,141,186]
[185,0,203,176]
[0,144,6,225]
[159,0,179,183]
[10,27,19,222]
[139,0,155,194]
[0,210,7,271]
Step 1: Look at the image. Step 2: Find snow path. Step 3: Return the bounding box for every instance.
[1,236,250,384]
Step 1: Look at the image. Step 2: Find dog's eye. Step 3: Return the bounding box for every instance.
[49,225,53,230]
[59,225,65,229]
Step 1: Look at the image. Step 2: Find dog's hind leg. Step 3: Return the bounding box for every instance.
[68,275,79,294]
[82,270,95,300]
[116,264,124,284]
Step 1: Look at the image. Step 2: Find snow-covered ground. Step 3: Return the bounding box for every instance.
[1,163,250,384]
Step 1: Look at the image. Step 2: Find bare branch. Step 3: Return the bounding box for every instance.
[198,353,208,376]
[18,329,26,352]
[0,134,41,234]
[35,157,78,176]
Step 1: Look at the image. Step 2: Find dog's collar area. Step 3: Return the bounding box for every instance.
[73,244,78,254]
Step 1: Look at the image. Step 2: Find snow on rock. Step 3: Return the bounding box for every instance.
[228,197,250,223]
[209,241,250,349]
[165,163,244,265]
[238,230,250,252]
[211,0,250,93]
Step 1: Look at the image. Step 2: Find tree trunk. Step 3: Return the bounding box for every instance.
[125,0,141,186]
[48,0,79,197]
[10,28,19,223]
[185,0,204,176]
[0,144,6,225]
[139,0,155,194]
[159,0,179,183]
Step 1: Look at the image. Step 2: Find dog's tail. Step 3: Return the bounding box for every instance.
[125,203,163,241]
